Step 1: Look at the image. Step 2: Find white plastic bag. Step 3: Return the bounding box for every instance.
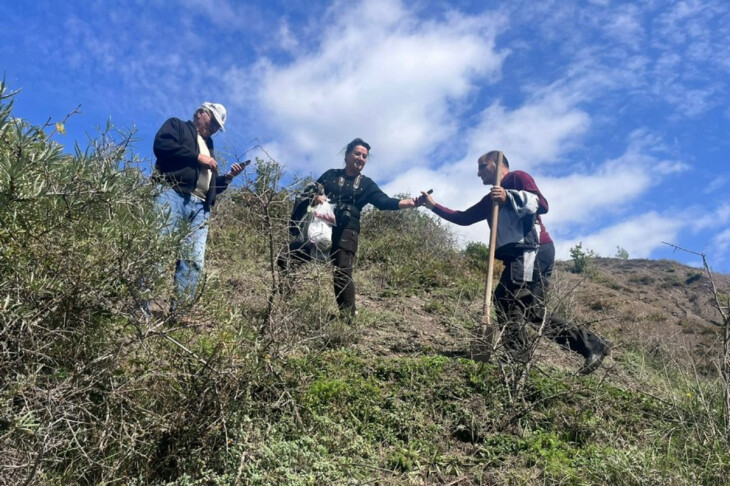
[303,200,336,259]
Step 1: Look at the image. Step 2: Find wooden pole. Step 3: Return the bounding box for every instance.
[474,151,504,361]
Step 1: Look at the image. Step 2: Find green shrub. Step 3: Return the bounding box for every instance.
[569,241,596,274]
[464,241,489,271]
[0,81,262,484]
[615,245,629,260]
[358,201,464,294]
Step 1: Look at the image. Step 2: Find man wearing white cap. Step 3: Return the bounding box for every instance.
[152,102,245,307]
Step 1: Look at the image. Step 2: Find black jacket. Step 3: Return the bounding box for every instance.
[153,117,230,209]
[317,169,400,232]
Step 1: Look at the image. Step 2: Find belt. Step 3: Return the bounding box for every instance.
[189,192,206,203]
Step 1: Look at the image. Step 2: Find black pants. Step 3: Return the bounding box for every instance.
[495,242,604,360]
[278,227,359,316]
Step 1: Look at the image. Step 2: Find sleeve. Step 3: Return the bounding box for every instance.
[432,196,491,226]
[153,118,199,166]
[316,170,334,196]
[366,182,400,211]
[316,169,335,186]
[512,171,549,215]
[363,179,401,211]
[214,175,230,194]
[505,190,539,216]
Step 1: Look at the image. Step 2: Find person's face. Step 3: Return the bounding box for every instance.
[195,110,220,138]
[477,157,497,185]
[344,145,369,176]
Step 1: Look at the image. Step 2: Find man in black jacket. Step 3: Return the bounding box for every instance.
[153,102,245,307]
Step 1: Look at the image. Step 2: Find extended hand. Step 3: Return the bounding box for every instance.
[419,190,436,209]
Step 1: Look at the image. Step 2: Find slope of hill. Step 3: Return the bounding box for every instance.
[2,89,730,485]
[196,195,730,485]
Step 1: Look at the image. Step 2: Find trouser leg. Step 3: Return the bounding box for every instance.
[495,266,530,361]
[174,199,209,306]
[331,228,358,316]
[143,186,185,314]
[530,242,605,358]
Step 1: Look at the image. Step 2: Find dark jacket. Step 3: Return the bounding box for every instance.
[317,169,400,232]
[153,117,230,209]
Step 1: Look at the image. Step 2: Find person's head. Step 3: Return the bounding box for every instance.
[343,138,370,176]
[477,151,509,185]
[193,102,227,138]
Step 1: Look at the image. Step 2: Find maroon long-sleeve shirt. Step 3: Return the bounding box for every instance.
[432,170,553,245]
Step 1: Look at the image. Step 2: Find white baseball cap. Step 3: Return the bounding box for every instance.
[200,102,227,131]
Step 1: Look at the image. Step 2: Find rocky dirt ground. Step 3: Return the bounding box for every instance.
[348,257,730,391]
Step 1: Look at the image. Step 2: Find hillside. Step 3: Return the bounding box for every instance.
[203,195,730,485]
[2,87,730,485]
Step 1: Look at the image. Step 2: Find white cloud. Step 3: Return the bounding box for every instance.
[690,203,730,231]
[649,1,730,117]
[542,130,684,229]
[555,212,684,261]
[654,161,690,175]
[234,0,507,179]
[602,4,644,50]
[703,175,728,194]
[541,167,651,228]
[709,228,730,266]
[466,100,591,173]
[381,115,691,257]
[277,19,299,53]
[178,0,256,30]
[7,0,729,273]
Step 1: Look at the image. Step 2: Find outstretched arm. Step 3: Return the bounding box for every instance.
[421,190,491,226]
[398,196,425,209]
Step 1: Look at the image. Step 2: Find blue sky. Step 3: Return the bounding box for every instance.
[3,0,729,272]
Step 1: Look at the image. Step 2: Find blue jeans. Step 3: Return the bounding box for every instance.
[155,186,210,305]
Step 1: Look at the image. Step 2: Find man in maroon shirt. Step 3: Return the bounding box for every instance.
[421,151,612,374]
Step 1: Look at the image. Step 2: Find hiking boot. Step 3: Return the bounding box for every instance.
[578,339,613,375]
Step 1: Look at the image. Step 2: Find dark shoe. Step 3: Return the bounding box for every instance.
[340,309,357,324]
[578,339,613,375]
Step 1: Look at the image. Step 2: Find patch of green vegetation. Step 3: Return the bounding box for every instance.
[358,205,467,296]
[464,241,490,271]
[645,312,667,322]
[629,275,654,285]
[569,242,597,275]
[424,300,446,314]
[659,276,683,288]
